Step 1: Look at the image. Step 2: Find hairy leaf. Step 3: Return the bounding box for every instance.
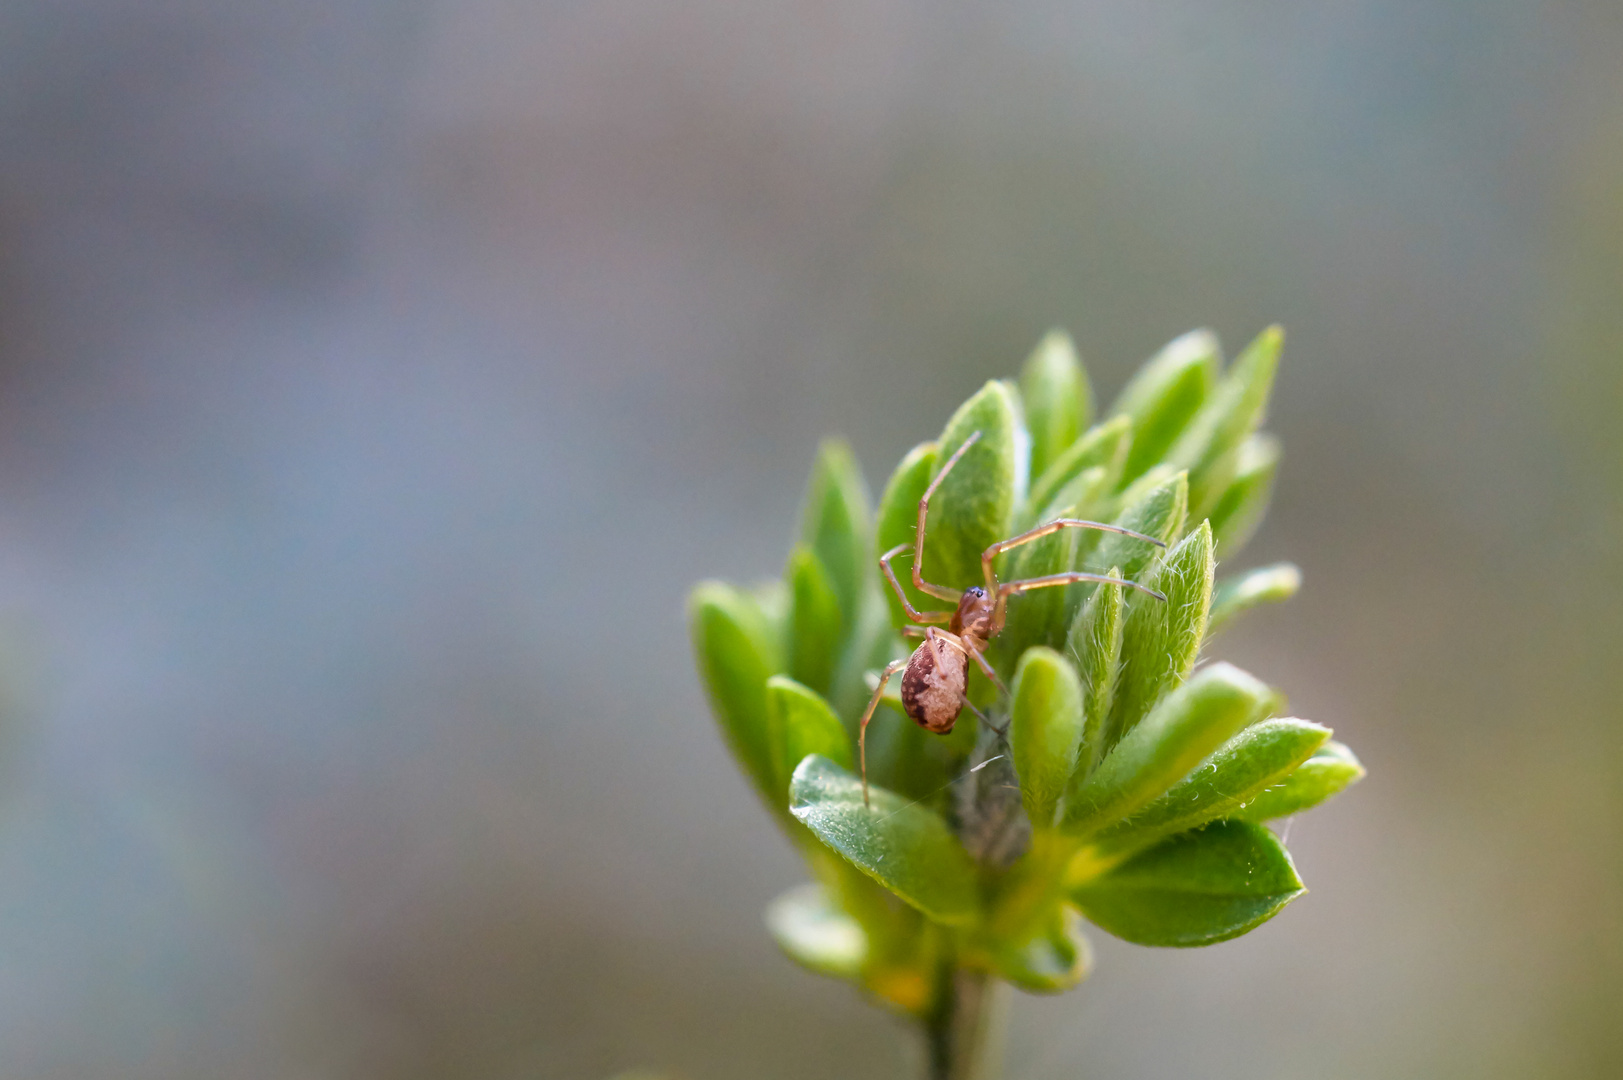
[1208,433,1281,556]
[874,441,940,627]
[1169,326,1282,519]
[1011,647,1085,829]
[1111,330,1221,483]
[1065,571,1123,784]
[1026,415,1131,522]
[765,882,867,980]
[1065,662,1274,837]
[767,676,854,801]
[1233,740,1366,822]
[1208,562,1302,636]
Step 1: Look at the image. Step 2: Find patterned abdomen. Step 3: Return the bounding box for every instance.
[900,637,967,734]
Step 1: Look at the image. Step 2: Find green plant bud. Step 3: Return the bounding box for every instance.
[786,546,844,695]
[1208,561,1302,636]
[1107,521,1215,747]
[874,440,939,627]
[690,581,786,805]
[800,437,874,621]
[1065,661,1274,837]
[1072,820,1304,946]
[766,676,855,801]
[991,902,1092,993]
[1025,415,1132,523]
[1021,330,1094,487]
[765,882,867,981]
[926,381,1020,592]
[1111,329,1221,483]
[1010,647,1086,829]
[790,755,981,925]
[1086,718,1330,866]
[1208,433,1281,556]
[1168,325,1283,520]
[1232,740,1366,822]
[1065,571,1123,784]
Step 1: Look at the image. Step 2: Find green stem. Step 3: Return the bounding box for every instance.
[925,968,1007,1080]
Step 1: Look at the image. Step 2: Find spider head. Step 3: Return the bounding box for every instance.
[949,585,998,645]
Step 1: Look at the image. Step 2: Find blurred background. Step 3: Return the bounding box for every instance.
[0,1,1619,1077]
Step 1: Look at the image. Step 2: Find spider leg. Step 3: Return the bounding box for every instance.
[879,544,954,624]
[980,518,1166,592]
[858,658,909,808]
[994,570,1166,624]
[911,431,983,602]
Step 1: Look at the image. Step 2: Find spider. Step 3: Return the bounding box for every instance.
[858,429,1169,806]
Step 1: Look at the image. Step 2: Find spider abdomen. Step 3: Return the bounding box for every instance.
[900,638,967,734]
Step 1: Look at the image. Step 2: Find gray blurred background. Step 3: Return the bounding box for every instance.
[0,1,1619,1078]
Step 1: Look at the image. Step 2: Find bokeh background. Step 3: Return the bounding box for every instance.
[0,2,1619,1078]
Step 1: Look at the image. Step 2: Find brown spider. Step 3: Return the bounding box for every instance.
[858,430,1169,806]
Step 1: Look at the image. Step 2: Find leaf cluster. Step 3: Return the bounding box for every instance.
[690,327,1363,1015]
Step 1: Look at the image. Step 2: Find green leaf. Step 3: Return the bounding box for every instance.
[1064,662,1275,837]
[1208,433,1281,556]
[996,464,1112,661]
[1010,647,1085,829]
[786,546,844,695]
[1111,329,1221,483]
[1086,471,1188,586]
[1025,415,1132,524]
[690,582,784,803]
[992,902,1092,993]
[1073,820,1304,947]
[1086,719,1331,865]
[800,438,873,621]
[828,591,901,724]
[924,381,1020,592]
[766,676,854,801]
[790,755,981,925]
[1106,521,1215,746]
[1065,572,1123,784]
[1020,330,1094,488]
[1233,740,1366,822]
[1168,325,1283,520]
[1208,562,1302,636]
[765,882,867,980]
[874,440,941,627]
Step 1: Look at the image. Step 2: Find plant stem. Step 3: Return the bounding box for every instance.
[925,968,1008,1080]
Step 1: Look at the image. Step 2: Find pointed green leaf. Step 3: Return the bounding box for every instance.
[1021,331,1094,487]
[996,464,1112,661]
[1064,662,1274,837]
[992,902,1092,993]
[874,441,940,628]
[1065,572,1123,783]
[1010,647,1085,829]
[1208,433,1281,556]
[767,676,854,802]
[1233,740,1366,822]
[1026,416,1132,524]
[1208,562,1302,636]
[690,582,784,803]
[1107,522,1215,746]
[765,882,867,980]
[786,546,844,695]
[1073,820,1304,947]
[1087,719,1331,866]
[789,755,981,925]
[1169,326,1282,519]
[1111,330,1221,483]
[828,591,901,724]
[800,438,873,621]
[1086,471,1188,586]
[925,381,1019,592]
